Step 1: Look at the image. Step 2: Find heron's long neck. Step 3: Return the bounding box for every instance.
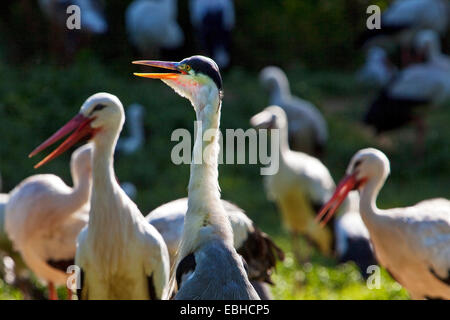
[359,175,386,230]
[187,106,222,215]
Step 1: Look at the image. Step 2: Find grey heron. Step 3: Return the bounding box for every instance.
[134,56,260,299]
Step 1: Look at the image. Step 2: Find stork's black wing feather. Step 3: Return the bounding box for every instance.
[147,275,158,300]
[363,89,429,133]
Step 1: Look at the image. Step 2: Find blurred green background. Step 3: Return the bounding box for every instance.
[0,0,449,300]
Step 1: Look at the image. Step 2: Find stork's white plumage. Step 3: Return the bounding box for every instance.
[189,0,235,68]
[126,0,184,55]
[359,0,449,50]
[318,148,450,299]
[116,103,145,155]
[414,29,450,71]
[146,198,284,290]
[5,144,92,300]
[134,56,259,299]
[251,106,335,258]
[364,59,450,137]
[356,47,397,87]
[0,193,10,253]
[259,66,328,157]
[29,93,170,300]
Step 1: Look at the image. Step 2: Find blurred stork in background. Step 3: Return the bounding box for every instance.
[116,103,145,155]
[317,148,450,299]
[363,48,450,154]
[38,0,107,61]
[146,198,284,299]
[358,0,449,66]
[356,47,397,88]
[414,29,450,70]
[251,106,375,272]
[5,144,92,300]
[190,0,235,69]
[259,66,328,158]
[126,0,184,57]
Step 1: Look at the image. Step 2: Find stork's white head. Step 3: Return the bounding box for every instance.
[259,66,290,96]
[414,29,442,60]
[133,55,222,116]
[250,105,288,130]
[316,148,390,227]
[29,92,124,168]
[346,148,390,186]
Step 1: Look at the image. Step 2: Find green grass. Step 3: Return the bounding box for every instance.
[1,54,448,300]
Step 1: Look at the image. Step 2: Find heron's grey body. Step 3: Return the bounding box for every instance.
[175,239,259,300]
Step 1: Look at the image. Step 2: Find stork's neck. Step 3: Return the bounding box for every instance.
[70,165,91,212]
[277,122,291,167]
[358,174,386,230]
[270,80,291,105]
[89,128,122,227]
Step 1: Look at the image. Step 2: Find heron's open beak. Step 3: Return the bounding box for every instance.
[132,60,186,79]
[29,114,97,169]
[315,173,364,227]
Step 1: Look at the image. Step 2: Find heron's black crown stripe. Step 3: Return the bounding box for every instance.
[182,56,223,91]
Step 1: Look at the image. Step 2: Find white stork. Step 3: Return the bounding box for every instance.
[126,0,184,55]
[364,57,450,150]
[29,93,170,300]
[414,29,450,70]
[317,148,450,299]
[134,56,259,299]
[358,0,449,65]
[5,144,92,300]
[250,106,375,270]
[116,103,145,155]
[189,0,235,68]
[259,66,328,158]
[146,197,284,299]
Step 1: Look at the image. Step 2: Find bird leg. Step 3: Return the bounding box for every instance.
[48,282,58,300]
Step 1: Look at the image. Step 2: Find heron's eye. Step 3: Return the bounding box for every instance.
[185,65,191,71]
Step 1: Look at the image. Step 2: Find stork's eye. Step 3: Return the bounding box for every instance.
[353,160,362,171]
[93,104,106,112]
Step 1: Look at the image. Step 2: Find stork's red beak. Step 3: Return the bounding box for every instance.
[315,173,363,227]
[132,60,185,79]
[29,114,97,169]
